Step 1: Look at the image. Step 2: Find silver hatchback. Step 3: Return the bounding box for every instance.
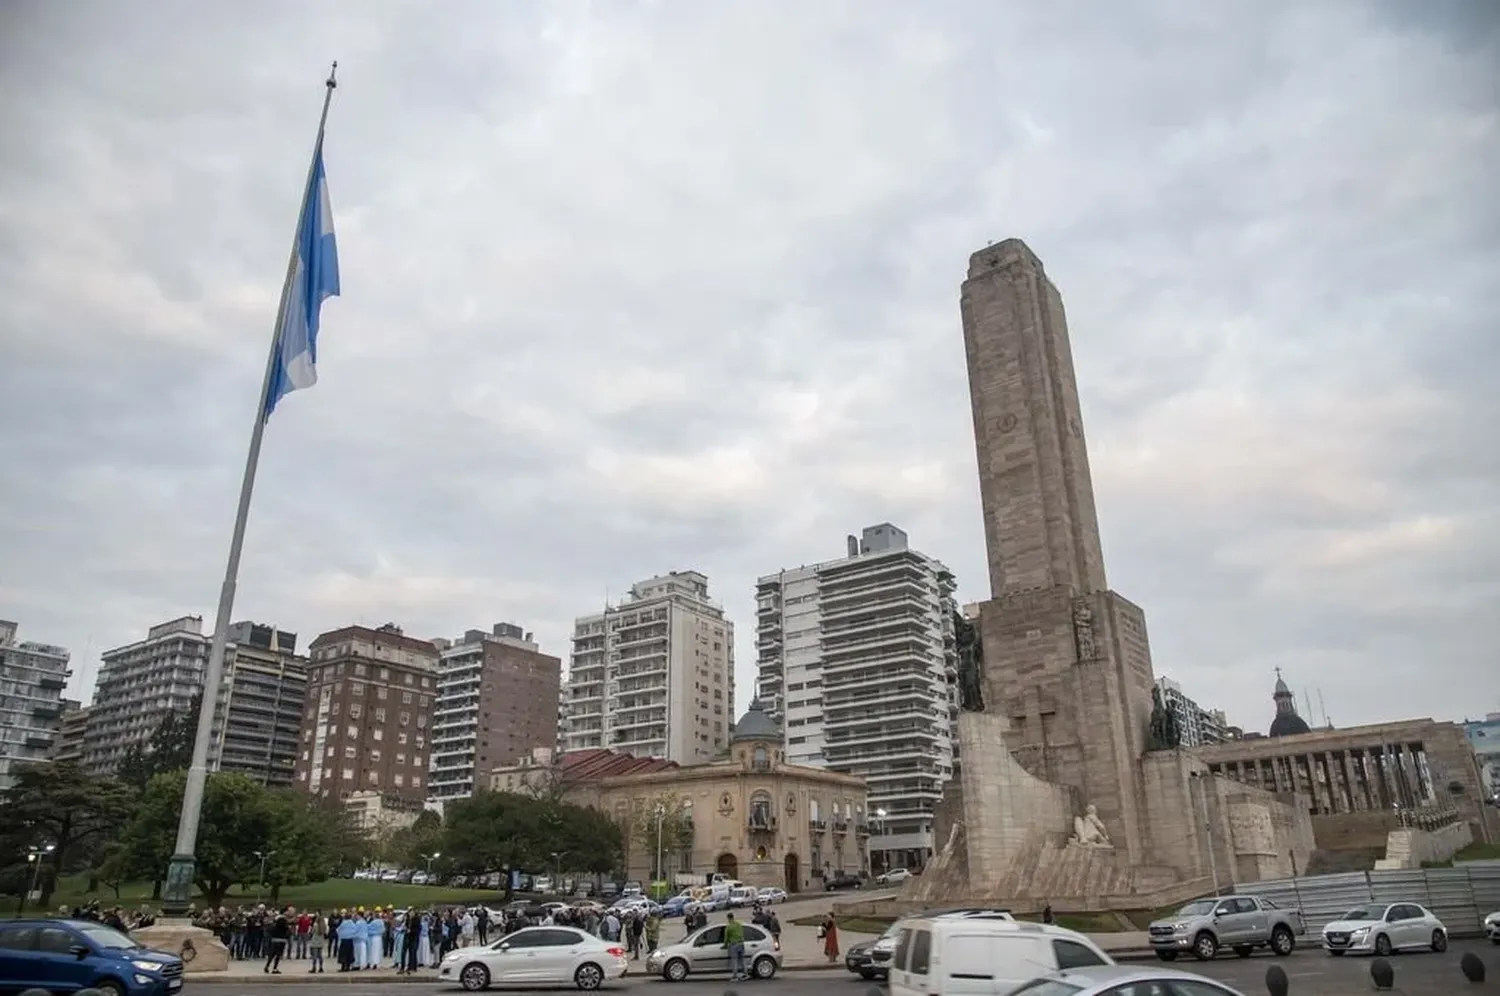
[645,922,782,981]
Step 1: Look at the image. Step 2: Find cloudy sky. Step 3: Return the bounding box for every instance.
[2,1,1496,736]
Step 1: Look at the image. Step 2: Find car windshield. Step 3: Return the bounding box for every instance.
[76,923,142,950]
[1007,980,1084,996]
[1176,900,1217,916]
[1342,904,1389,921]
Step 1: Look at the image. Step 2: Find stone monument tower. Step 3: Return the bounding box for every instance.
[961,239,1158,863]
[901,240,1313,911]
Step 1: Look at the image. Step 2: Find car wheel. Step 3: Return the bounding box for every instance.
[93,982,126,996]
[1327,949,1345,957]
[664,957,689,982]
[575,962,605,990]
[1234,945,1254,958]
[460,962,491,991]
[1374,933,1392,957]
[753,955,778,979]
[1430,930,1447,953]
[1193,932,1218,961]
[858,969,876,979]
[1155,951,1178,962]
[1271,926,1295,956]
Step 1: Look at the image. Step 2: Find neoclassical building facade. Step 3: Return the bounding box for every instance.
[565,702,869,892]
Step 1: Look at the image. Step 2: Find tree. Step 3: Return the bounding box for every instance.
[387,810,443,871]
[440,792,622,896]
[115,770,341,908]
[623,792,694,882]
[0,762,134,906]
[116,696,201,791]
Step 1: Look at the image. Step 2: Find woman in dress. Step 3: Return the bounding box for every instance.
[821,912,840,964]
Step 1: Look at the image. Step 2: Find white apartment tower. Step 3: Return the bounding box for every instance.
[0,620,71,789]
[1155,676,1229,747]
[755,524,959,873]
[85,615,210,777]
[564,571,734,764]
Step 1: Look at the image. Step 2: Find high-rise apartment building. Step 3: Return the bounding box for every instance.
[564,571,734,763]
[295,623,440,803]
[207,622,308,787]
[754,524,959,871]
[85,616,208,777]
[0,620,71,788]
[1154,677,1229,747]
[428,623,562,802]
[52,701,89,766]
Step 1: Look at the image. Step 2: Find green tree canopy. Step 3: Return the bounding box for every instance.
[441,792,621,892]
[116,696,200,791]
[0,761,134,906]
[622,792,694,879]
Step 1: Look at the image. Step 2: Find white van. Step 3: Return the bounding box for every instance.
[887,917,1114,996]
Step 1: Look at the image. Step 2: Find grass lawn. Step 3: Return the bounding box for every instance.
[25,875,501,914]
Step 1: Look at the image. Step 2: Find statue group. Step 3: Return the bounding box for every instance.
[1146,686,1182,750]
[953,609,985,713]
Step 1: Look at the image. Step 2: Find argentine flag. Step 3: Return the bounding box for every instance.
[264,145,340,418]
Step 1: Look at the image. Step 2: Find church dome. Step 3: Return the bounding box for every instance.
[730,700,781,743]
[1269,713,1312,738]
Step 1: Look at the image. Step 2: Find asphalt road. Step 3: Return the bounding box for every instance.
[181,939,1500,996]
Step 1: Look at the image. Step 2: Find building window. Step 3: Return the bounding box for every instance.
[394,774,405,787]
[343,746,355,759]
[752,746,770,771]
[412,775,422,787]
[375,708,386,722]
[398,732,409,745]
[349,704,362,719]
[354,664,367,677]
[346,725,357,738]
[750,791,773,829]
[377,687,387,701]
[402,692,413,705]
[370,749,382,762]
[399,712,410,726]
[373,729,383,741]
[396,753,406,766]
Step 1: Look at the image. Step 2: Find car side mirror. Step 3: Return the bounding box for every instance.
[70,945,90,959]
[499,943,510,951]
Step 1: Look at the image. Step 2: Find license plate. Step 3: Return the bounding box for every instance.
[168,981,183,991]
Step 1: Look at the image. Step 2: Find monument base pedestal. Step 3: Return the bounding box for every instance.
[133,919,229,973]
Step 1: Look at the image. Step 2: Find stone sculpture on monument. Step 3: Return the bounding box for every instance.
[889,238,1316,916]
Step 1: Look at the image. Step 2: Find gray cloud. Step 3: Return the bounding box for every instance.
[1,0,1496,733]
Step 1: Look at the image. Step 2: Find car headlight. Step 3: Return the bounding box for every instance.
[1350,927,1369,939]
[131,960,166,973]
[1171,923,1188,932]
[1486,914,1500,926]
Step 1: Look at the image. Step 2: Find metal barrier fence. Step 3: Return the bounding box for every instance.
[1233,864,1500,937]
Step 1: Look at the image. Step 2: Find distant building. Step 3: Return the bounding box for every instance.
[1268,668,1314,738]
[1463,713,1500,802]
[428,623,562,803]
[754,524,959,872]
[85,616,207,777]
[564,571,734,763]
[1154,677,1228,747]
[207,622,308,787]
[0,620,71,788]
[51,700,89,766]
[343,790,425,837]
[295,623,440,803]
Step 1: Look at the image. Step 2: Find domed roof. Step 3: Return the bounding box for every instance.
[1270,713,1312,738]
[730,700,781,743]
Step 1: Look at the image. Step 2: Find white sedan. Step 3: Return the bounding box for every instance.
[755,888,787,904]
[1321,902,1448,957]
[439,926,629,991]
[1485,910,1500,944]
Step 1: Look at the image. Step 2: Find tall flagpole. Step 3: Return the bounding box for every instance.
[161,62,340,915]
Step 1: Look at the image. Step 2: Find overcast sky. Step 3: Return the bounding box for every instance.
[1,1,1496,737]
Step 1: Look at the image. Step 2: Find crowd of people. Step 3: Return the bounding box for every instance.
[58,902,158,935]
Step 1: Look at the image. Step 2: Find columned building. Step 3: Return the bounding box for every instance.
[0,620,70,788]
[428,623,562,803]
[564,571,734,764]
[754,523,959,872]
[207,622,307,787]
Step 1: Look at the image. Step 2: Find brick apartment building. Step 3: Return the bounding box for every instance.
[294,623,440,803]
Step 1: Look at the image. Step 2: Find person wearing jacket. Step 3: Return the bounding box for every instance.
[335,913,360,971]
[365,913,384,969]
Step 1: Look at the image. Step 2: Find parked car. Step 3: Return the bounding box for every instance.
[1148,894,1303,961]
[1321,902,1448,957]
[646,921,782,981]
[877,868,912,886]
[438,925,628,991]
[825,872,862,890]
[0,918,186,996]
[1486,910,1500,944]
[887,918,1114,996]
[755,887,787,904]
[1007,964,1252,995]
[845,937,880,979]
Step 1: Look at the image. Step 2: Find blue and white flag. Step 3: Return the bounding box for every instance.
[264,145,341,418]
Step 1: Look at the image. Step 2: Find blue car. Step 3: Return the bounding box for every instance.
[0,918,185,995]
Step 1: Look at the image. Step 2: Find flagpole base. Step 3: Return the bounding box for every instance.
[133,919,230,973]
[159,853,196,917]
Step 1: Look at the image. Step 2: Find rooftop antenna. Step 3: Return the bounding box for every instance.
[1317,689,1329,728]
[1303,688,1314,719]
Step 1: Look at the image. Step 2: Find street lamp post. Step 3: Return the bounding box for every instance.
[17,844,54,916]
[551,851,560,894]
[873,808,888,875]
[422,852,441,879]
[253,850,276,904]
[653,803,666,895]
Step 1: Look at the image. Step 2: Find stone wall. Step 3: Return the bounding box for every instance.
[1374,822,1473,870]
[1312,810,1407,851]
